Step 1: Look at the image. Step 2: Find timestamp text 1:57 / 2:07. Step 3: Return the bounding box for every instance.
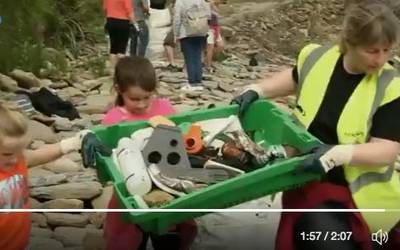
[300,231,353,241]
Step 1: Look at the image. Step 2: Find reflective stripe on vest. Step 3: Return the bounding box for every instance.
[349,165,394,193]
[295,44,400,232]
[297,45,332,98]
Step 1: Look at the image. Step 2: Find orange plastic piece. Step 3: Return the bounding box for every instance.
[183,125,204,154]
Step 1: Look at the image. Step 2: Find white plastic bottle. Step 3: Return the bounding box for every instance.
[115,138,152,196]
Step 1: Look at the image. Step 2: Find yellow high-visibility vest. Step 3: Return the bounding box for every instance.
[294,44,400,232]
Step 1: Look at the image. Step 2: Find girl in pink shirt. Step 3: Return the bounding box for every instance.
[102,56,197,250]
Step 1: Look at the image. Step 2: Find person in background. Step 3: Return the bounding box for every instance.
[130,0,150,57]
[102,56,198,250]
[103,0,136,70]
[163,29,181,71]
[204,0,224,74]
[163,0,181,71]
[174,0,210,92]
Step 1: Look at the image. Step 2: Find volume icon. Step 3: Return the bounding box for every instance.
[371,229,388,246]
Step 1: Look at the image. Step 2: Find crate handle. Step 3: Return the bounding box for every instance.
[297,132,314,143]
[270,108,287,118]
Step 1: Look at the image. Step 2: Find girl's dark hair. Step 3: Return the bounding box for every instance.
[114,56,158,106]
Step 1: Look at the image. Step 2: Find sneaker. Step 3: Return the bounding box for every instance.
[204,66,215,74]
[165,64,182,72]
[180,84,204,92]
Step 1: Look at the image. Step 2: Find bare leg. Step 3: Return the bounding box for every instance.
[214,40,224,56]
[109,54,126,75]
[205,43,214,68]
[109,54,118,75]
[164,45,176,66]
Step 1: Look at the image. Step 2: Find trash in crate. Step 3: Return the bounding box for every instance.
[111,115,296,207]
[114,137,152,196]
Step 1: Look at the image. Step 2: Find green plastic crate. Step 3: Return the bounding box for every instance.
[93,100,322,234]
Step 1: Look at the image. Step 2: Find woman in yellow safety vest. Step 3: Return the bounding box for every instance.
[233,2,400,250]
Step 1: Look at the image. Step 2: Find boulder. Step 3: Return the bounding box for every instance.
[91,185,113,209]
[30,227,53,238]
[83,228,106,250]
[28,120,58,143]
[45,213,89,227]
[28,237,64,250]
[53,227,87,247]
[30,182,103,200]
[0,73,18,91]
[29,197,43,209]
[81,79,102,91]
[9,69,41,89]
[29,173,67,187]
[31,213,47,227]
[66,171,98,183]
[43,157,83,173]
[88,213,106,229]
[42,199,84,209]
[76,95,113,115]
[53,116,74,131]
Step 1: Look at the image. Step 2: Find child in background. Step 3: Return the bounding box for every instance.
[163,29,181,71]
[163,0,182,72]
[102,56,197,250]
[0,104,89,250]
[204,0,224,73]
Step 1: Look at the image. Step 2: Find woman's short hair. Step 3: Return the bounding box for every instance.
[339,1,400,53]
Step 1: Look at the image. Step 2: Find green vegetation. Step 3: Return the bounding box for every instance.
[0,0,104,74]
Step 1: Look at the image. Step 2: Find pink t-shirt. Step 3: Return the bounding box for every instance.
[101,98,176,125]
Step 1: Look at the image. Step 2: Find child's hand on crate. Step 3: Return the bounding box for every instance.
[80,132,112,168]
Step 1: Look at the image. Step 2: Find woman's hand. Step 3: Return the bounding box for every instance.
[301,138,400,174]
[232,68,296,116]
[231,85,262,117]
[301,145,353,174]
